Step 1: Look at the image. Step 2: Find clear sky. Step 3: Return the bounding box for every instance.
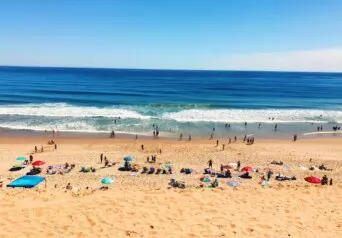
[1,0,342,71]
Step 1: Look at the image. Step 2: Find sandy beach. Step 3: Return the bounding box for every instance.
[0,137,341,238]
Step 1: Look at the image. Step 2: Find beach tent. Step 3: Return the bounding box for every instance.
[7,176,46,188]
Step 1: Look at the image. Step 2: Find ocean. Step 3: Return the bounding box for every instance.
[0,66,342,139]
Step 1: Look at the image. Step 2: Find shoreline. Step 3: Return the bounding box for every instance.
[1,126,342,141]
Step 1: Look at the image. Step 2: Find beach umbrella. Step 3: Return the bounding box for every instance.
[16,156,27,161]
[200,177,211,182]
[101,177,114,184]
[241,166,253,172]
[123,156,136,162]
[227,181,240,187]
[32,160,45,166]
[305,176,321,184]
[162,163,173,169]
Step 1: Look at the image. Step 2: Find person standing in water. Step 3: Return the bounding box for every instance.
[209,133,214,140]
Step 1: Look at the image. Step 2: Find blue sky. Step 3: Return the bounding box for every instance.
[1,0,342,71]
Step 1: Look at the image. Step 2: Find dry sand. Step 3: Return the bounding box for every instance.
[0,137,341,238]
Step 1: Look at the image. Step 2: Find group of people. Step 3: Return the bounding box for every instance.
[332,126,340,131]
[152,124,160,139]
[100,154,116,167]
[34,140,57,153]
[179,133,192,141]
[321,175,333,185]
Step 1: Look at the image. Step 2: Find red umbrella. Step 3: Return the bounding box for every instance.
[305,176,321,184]
[32,160,45,166]
[241,166,253,172]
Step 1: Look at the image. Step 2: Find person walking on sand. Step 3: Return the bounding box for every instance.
[54,144,57,150]
[35,146,38,153]
[216,140,219,147]
[179,133,183,141]
[222,144,225,151]
[29,154,33,164]
[237,160,241,171]
[141,144,144,150]
[243,135,246,143]
[229,137,231,144]
[135,134,138,140]
[100,154,103,163]
[189,134,192,141]
[234,136,237,142]
[208,159,213,169]
[40,146,44,152]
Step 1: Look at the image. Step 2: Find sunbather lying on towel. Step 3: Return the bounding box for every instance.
[318,164,333,171]
[275,174,296,181]
[217,170,232,178]
[147,167,155,174]
[169,179,185,189]
[271,161,283,165]
[181,168,192,174]
[27,167,42,175]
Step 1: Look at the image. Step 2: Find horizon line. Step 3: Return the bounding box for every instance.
[1,64,342,74]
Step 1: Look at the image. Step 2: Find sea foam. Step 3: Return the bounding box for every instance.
[162,109,342,123]
[0,103,150,119]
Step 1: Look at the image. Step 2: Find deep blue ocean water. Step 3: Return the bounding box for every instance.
[0,66,342,138]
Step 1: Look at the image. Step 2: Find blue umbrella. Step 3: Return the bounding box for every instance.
[123,156,136,162]
[16,156,27,161]
[227,181,240,187]
[101,178,114,184]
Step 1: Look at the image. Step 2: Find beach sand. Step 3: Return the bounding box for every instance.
[0,137,341,238]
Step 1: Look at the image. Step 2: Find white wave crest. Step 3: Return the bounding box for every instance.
[162,109,342,123]
[0,103,150,119]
